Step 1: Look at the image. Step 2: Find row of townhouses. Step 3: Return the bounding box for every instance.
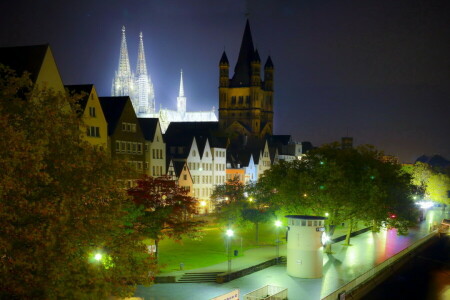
[0,40,309,214]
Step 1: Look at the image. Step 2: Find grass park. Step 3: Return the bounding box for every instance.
[144,217,358,273]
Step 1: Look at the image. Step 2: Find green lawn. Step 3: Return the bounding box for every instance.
[145,219,365,273]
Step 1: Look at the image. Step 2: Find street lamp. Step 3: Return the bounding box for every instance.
[275,220,282,264]
[94,253,102,261]
[226,229,234,279]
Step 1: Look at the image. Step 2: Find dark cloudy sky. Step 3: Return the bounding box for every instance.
[1,0,449,163]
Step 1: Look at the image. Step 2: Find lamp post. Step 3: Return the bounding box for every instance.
[275,220,282,264]
[226,229,234,279]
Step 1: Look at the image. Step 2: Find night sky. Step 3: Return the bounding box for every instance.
[1,0,449,163]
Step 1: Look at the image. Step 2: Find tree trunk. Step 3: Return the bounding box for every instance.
[343,219,354,245]
[325,243,332,254]
[255,222,259,245]
[155,239,159,262]
[371,219,379,232]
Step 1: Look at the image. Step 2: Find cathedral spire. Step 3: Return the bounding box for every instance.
[179,69,184,97]
[112,26,134,98]
[136,32,147,77]
[177,69,186,115]
[135,31,155,114]
[118,26,132,77]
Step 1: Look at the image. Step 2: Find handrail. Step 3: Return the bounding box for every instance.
[321,231,436,300]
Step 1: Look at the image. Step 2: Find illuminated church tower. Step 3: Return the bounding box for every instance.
[112,26,135,100]
[112,27,155,115]
[135,32,155,114]
[177,70,186,116]
[218,20,274,138]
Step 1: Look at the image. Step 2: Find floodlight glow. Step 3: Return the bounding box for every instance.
[244,192,248,198]
[200,201,206,207]
[321,233,330,246]
[226,229,234,237]
[94,253,102,261]
[417,201,433,209]
[248,197,254,202]
[275,220,282,227]
[325,212,329,217]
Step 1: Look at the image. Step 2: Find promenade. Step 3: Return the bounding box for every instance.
[135,209,449,300]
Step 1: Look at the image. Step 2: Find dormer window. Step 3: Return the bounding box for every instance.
[205,152,209,157]
[192,150,196,157]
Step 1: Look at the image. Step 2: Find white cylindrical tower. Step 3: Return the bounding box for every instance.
[285,215,326,278]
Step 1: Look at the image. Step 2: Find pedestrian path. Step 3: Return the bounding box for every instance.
[136,209,449,300]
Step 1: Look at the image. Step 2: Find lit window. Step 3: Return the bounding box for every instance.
[89,107,96,117]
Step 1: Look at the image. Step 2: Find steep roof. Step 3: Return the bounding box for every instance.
[65,84,94,112]
[99,96,130,135]
[264,56,274,69]
[0,44,49,83]
[173,161,188,178]
[165,121,226,149]
[137,118,159,141]
[230,19,255,87]
[220,51,229,65]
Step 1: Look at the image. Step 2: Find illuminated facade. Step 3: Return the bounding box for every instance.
[143,70,217,133]
[112,27,216,131]
[112,26,155,115]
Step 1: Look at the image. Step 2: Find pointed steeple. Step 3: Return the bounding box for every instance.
[118,26,132,77]
[231,19,255,87]
[179,69,185,97]
[219,51,229,65]
[264,56,274,69]
[177,69,186,115]
[135,31,155,114]
[112,26,134,99]
[136,32,147,77]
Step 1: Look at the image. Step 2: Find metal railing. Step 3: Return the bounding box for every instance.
[321,231,436,300]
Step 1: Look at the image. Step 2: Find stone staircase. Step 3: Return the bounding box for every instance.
[177,272,222,283]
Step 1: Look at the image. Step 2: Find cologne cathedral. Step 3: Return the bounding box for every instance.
[111,26,217,132]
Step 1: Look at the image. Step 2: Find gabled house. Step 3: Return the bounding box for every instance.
[165,122,227,213]
[99,96,145,185]
[137,118,166,177]
[66,85,108,149]
[0,44,65,94]
[167,160,193,197]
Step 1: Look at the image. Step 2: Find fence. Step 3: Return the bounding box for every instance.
[321,231,436,300]
[244,285,288,300]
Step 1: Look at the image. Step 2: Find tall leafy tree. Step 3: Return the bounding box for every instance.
[211,178,276,243]
[211,177,248,227]
[127,175,205,259]
[0,65,154,299]
[259,143,417,253]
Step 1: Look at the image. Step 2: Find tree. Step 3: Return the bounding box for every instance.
[211,177,248,227]
[127,175,205,259]
[407,162,450,205]
[259,143,417,253]
[427,173,450,205]
[0,65,154,299]
[211,178,276,244]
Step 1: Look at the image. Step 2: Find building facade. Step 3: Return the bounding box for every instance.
[66,85,108,149]
[138,118,166,177]
[218,20,274,138]
[99,96,146,185]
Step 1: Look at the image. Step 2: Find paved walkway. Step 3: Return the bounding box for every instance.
[135,209,449,300]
